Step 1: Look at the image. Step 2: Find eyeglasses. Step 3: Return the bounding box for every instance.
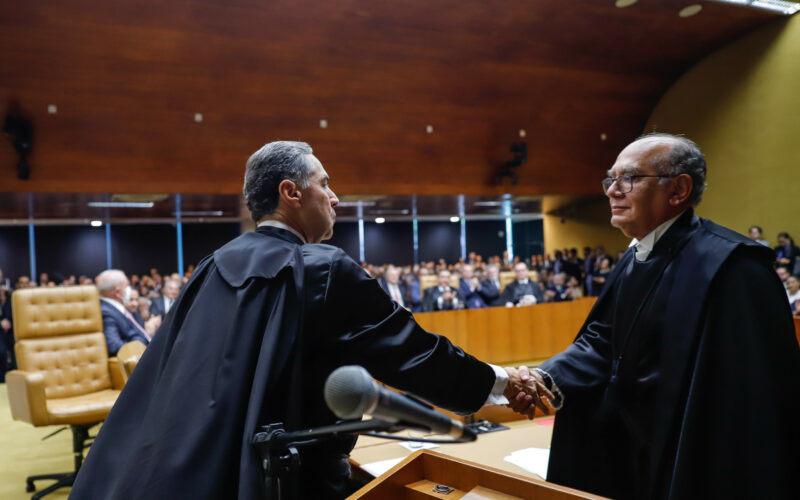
[601,174,676,194]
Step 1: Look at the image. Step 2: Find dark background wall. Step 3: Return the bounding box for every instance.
[419,221,460,263]
[36,225,107,280]
[513,220,544,260]
[466,220,507,260]
[182,222,241,269]
[110,224,178,276]
[326,222,360,262]
[0,226,31,282]
[364,222,413,266]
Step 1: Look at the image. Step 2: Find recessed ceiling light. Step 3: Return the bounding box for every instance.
[600,133,608,141]
[375,217,385,224]
[450,216,460,223]
[426,125,434,134]
[714,0,799,14]
[519,129,527,138]
[194,113,203,122]
[679,4,703,17]
[90,220,103,227]
[615,0,638,7]
[88,201,155,208]
[47,104,58,114]
[320,119,328,129]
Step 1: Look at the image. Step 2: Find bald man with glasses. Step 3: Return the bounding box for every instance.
[512,133,800,499]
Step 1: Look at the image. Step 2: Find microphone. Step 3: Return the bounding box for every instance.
[324,365,475,440]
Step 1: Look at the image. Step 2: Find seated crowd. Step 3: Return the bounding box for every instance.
[1,228,798,380]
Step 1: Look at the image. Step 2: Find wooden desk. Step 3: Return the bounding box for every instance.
[794,317,800,347]
[413,299,596,365]
[350,419,555,481]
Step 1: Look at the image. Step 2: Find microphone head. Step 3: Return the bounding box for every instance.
[324,365,376,420]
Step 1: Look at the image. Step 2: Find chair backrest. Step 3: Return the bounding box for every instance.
[117,340,147,378]
[420,274,461,293]
[12,285,111,399]
[499,271,515,291]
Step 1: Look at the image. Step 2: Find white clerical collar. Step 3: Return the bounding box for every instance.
[517,278,529,284]
[100,296,127,315]
[257,220,307,244]
[629,211,684,262]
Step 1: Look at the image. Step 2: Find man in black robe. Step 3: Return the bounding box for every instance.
[500,262,545,306]
[70,141,541,500]
[512,133,800,499]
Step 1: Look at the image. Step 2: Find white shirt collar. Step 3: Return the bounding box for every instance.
[517,278,529,284]
[100,296,127,315]
[257,220,307,244]
[628,211,684,262]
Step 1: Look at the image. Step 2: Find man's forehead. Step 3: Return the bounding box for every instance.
[608,139,671,176]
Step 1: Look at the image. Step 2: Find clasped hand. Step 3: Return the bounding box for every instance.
[503,366,553,419]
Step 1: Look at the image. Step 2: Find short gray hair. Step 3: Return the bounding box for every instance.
[96,269,127,295]
[243,141,314,222]
[638,132,707,206]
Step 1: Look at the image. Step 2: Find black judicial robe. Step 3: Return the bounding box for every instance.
[540,211,800,499]
[70,226,495,499]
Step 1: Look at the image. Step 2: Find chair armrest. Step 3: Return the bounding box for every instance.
[108,357,127,389]
[6,370,49,426]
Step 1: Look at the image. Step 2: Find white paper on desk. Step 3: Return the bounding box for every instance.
[360,457,404,477]
[398,441,439,452]
[504,447,550,479]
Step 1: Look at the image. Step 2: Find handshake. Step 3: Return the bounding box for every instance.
[501,366,555,419]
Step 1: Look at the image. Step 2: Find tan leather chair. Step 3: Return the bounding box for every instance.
[419,274,460,293]
[116,340,147,380]
[6,285,124,499]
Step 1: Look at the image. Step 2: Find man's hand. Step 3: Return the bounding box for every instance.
[504,366,554,419]
[442,290,453,301]
[0,318,10,331]
[145,315,162,335]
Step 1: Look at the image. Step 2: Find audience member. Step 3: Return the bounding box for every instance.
[379,266,408,309]
[422,269,464,311]
[776,265,791,286]
[563,248,582,282]
[501,262,544,306]
[124,288,146,328]
[775,232,800,269]
[786,274,800,309]
[96,270,151,355]
[748,225,769,247]
[545,272,572,302]
[150,278,180,318]
[15,276,31,289]
[458,264,493,309]
[481,264,502,306]
[0,285,14,380]
[591,256,613,296]
[0,268,10,290]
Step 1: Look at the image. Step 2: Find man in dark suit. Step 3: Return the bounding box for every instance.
[378,266,408,308]
[512,133,800,499]
[96,270,150,356]
[422,269,464,311]
[149,278,180,318]
[73,141,541,500]
[458,264,493,309]
[500,262,544,306]
[480,264,502,306]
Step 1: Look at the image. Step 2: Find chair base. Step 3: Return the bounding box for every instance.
[24,423,94,500]
[26,472,75,499]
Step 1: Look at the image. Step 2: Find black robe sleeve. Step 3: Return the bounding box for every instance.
[322,252,496,414]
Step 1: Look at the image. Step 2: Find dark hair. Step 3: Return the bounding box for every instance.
[242,141,313,222]
[778,232,793,243]
[637,132,707,206]
[749,225,763,234]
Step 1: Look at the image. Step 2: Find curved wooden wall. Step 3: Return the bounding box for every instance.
[414,298,596,365]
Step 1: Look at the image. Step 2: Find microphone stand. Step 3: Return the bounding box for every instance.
[252,419,398,500]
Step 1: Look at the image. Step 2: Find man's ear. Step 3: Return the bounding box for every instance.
[278,179,301,207]
[669,173,693,206]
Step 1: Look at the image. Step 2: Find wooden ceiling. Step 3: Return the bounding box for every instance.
[0,0,784,197]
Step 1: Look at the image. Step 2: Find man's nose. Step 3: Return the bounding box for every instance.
[330,190,339,207]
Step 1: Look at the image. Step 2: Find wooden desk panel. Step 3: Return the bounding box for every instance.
[795,317,800,347]
[414,299,596,365]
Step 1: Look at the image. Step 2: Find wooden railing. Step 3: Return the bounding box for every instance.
[413,298,597,365]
